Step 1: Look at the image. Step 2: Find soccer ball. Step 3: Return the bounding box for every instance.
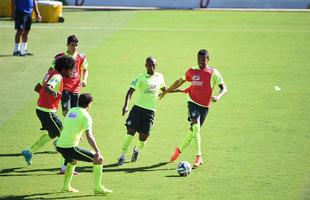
[177,161,192,176]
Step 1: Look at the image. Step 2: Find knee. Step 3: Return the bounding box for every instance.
[93,160,103,165]
[70,160,77,165]
[93,158,103,165]
[139,133,149,141]
[127,128,136,136]
[191,119,198,124]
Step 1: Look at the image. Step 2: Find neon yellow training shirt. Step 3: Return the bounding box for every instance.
[56,107,92,148]
[130,72,166,111]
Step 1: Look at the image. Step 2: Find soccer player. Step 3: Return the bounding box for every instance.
[56,93,112,195]
[49,35,89,174]
[50,35,89,117]
[159,49,228,168]
[117,57,167,166]
[21,56,75,165]
[12,0,42,56]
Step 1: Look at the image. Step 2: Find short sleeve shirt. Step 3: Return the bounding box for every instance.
[130,72,165,111]
[56,107,92,148]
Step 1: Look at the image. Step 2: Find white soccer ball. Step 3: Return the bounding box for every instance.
[177,161,192,176]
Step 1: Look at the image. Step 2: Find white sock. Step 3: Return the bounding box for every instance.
[21,42,27,53]
[14,43,20,52]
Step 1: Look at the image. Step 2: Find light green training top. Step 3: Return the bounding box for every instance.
[130,72,166,111]
[56,107,92,148]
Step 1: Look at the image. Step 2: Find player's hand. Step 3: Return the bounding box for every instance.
[122,105,128,116]
[81,80,87,87]
[94,152,104,163]
[211,96,219,102]
[37,14,42,22]
[51,91,58,97]
[158,91,167,100]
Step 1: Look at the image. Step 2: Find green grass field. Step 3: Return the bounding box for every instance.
[1,9,310,200]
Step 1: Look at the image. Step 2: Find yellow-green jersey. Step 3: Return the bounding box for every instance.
[56,107,92,148]
[130,72,166,111]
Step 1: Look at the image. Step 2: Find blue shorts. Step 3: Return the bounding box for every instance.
[15,9,32,30]
[187,101,209,126]
[125,105,155,134]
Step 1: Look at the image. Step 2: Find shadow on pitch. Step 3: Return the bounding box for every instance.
[0,192,94,200]
[0,151,57,157]
[78,161,174,173]
[0,167,60,177]
[0,161,173,177]
[0,55,14,58]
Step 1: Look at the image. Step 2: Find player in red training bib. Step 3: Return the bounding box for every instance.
[21,56,75,165]
[160,49,228,168]
[48,35,89,174]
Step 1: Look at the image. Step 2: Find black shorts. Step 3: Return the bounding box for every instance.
[187,101,209,126]
[61,90,79,112]
[125,105,155,134]
[36,109,62,139]
[56,146,94,163]
[15,9,32,30]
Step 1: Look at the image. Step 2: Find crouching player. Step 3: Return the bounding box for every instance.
[56,93,112,195]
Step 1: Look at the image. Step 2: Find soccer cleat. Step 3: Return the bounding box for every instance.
[170,147,181,163]
[117,155,125,166]
[193,155,203,167]
[131,146,139,162]
[20,51,33,56]
[94,186,113,196]
[62,186,79,193]
[58,168,80,175]
[13,51,21,56]
[21,149,32,165]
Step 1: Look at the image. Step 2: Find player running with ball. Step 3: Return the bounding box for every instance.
[160,49,227,168]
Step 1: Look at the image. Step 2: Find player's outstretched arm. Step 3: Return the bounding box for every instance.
[159,78,186,100]
[122,88,135,116]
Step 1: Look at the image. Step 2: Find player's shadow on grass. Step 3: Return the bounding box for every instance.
[0,161,173,177]
[0,193,94,200]
[0,151,57,157]
[0,193,52,200]
[0,167,60,177]
[78,161,173,173]
[0,55,14,58]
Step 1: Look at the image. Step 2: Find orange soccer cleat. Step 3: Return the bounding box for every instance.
[193,155,203,167]
[170,147,181,163]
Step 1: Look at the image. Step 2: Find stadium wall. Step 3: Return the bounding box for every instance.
[66,0,310,9]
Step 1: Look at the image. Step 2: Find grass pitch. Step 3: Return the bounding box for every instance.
[0,9,310,200]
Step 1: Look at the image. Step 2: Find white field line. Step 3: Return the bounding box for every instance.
[0,25,310,33]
